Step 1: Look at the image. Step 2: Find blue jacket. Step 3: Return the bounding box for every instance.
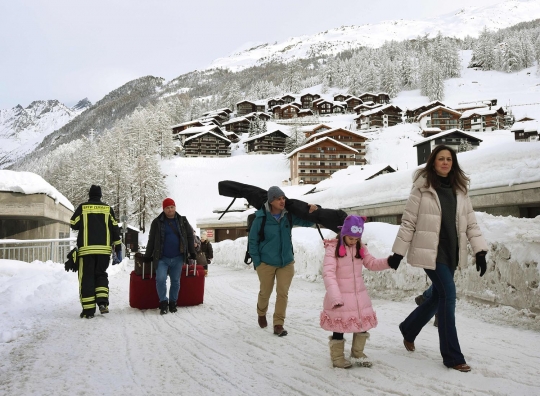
[248,203,314,268]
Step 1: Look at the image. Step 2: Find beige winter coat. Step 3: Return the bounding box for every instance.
[392,176,488,270]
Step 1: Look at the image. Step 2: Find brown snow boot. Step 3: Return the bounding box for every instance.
[350,332,372,367]
[328,336,352,369]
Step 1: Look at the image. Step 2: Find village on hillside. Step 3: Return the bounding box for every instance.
[170,90,539,187]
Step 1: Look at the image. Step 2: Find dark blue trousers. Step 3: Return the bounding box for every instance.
[400,263,466,367]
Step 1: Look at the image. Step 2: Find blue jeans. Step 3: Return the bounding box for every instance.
[423,285,433,299]
[156,256,183,303]
[399,263,465,367]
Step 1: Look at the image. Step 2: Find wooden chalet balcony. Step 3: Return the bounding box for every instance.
[299,172,334,177]
[298,164,354,170]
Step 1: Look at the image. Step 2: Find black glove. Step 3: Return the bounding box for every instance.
[476,252,487,277]
[189,252,197,260]
[388,253,403,270]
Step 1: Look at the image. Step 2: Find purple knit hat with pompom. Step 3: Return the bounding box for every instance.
[337,215,366,256]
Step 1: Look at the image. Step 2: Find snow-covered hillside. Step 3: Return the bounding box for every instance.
[393,50,540,121]
[209,0,540,71]
[0,99,89,168]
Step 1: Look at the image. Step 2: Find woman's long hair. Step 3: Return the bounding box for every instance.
[414,145,469,193]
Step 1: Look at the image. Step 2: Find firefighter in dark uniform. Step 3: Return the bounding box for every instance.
[70,185,122,318]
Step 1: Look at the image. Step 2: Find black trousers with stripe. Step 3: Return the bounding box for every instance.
[78,254,110,314]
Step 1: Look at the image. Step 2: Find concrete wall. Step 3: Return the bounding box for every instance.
[0,192,72,240]
[344,182,540,221]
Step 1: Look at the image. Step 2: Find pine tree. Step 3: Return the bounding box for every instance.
[284,126,305,154]
[471,27,495,70]
[458,139,473,153]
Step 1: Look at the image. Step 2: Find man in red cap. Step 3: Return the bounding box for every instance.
[144,198,197,314]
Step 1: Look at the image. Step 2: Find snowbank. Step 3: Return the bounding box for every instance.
[213,212,540,311]
[0,169,73,210]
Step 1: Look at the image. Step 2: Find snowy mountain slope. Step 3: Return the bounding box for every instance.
[209,0,540,71]
[0,99,84,168]
[393,50,540,121]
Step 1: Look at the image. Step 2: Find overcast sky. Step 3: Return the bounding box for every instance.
[0,0,498,110]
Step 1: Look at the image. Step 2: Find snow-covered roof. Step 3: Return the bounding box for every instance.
[359,104,402,117]
[244,111,270,118]
[243,129,290,142]
[286,136,359,158]
[413,129,483,146]
[277,104,301,110]
[422,127,442,132]
[174,125,219,135]
[407,100,446,113]
[184,131,231,144]
[359,92,379,97]
[298,124,332,133]
[170,120,203,129]
[511,120,539,133]
[417,105,461,120]
[353,103,381,111]
[312,163,396,192]
[460,107,505,119]
[222,116,248,126]
[0,170,73,211]
[305,127,370,143]
[117,222,140,232]
[298,109,314,114]
[453,102,490,111]
[344,96,361,102]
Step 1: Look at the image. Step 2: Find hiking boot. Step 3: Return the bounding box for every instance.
[99,304,109,314]
[273,325,288,337]
[169,301,177,313]
[452,363,471,372]
[434,313,439,327]
[258,315,268,328]
[415,295,425,305]
[159,301,169,315]
[80,312,94,319]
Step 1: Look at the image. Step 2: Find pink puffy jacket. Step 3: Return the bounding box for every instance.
[320,239,390,333]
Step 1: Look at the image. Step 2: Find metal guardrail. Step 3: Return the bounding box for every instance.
[0,238,76,263]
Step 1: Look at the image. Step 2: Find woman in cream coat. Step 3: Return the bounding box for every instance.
[388,145,488,373]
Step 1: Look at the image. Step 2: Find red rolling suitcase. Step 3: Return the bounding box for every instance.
[177,262,205,306]
[129,270,160,310]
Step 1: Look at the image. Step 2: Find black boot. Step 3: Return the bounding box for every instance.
[169,300,177,313]
[159,300,169,315]
[80,311,94,319]
[414,295,425,305]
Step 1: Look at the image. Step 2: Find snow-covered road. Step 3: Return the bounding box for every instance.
[1,259,539,396]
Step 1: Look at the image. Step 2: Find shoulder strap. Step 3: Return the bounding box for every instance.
[258,214,267,242]
[218,197,236,220]
[287,211,293,230]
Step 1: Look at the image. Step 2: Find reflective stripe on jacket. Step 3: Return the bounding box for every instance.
[70,199,121,256]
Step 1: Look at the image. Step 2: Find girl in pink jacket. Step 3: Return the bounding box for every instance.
[320,215,396,369]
